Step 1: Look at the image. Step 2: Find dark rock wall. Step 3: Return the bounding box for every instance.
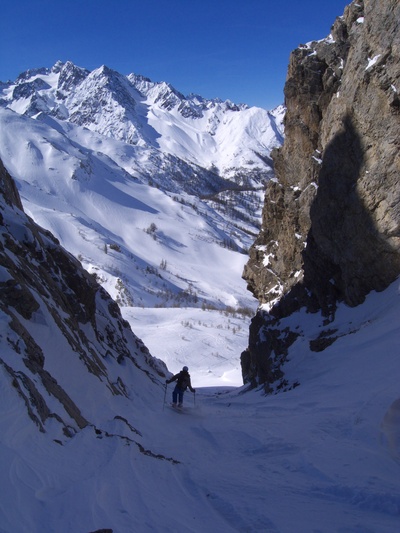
[242,0,400,388]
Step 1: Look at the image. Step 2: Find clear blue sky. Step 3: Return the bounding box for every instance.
[1,0,350,109]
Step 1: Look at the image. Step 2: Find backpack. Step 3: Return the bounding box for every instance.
[177,371,190,390]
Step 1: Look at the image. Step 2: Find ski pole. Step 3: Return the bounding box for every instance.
[163,383,167,410]
[193,391,196,406]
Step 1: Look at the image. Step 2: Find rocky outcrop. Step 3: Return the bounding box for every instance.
[0,158,167,436]
[242,0,400,389]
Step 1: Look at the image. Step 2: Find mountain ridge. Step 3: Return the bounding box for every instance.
[0,61,283,318]
[1,60,284,183]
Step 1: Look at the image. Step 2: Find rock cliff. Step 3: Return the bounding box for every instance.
[0,158,167,438]
[242,0,400,389]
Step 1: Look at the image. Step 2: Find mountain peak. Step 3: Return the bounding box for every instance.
[16,66,50,83]
[1,60,283,179]
[57,61,90,97]
[51,60,65,73]
[0,57,282,318]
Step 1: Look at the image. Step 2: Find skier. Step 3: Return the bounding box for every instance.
[166,366,196,408]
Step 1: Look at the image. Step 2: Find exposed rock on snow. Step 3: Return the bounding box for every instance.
[0,158,167,438]
[242,0,400,389]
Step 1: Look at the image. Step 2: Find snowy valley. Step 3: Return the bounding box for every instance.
[0,61,286,384]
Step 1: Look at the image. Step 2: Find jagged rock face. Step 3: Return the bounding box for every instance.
[303,0,400,310]
[242,0,400,388]
[244,0,400,312]
[0,159,166,436]
[56,60,90,98]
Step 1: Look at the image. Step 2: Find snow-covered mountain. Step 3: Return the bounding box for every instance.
[0,60,283,385]
[1,21,400,533]
[1,60,284,184]
[0,60,283,319]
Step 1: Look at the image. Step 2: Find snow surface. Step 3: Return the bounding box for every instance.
[366,55,382,71]
[1,279,399,532]
[0,107,259,314]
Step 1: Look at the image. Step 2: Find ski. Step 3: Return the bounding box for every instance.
[168,404,187,414]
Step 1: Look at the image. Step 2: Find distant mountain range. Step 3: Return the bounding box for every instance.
[0,61,284,310]
[1,60,284,187]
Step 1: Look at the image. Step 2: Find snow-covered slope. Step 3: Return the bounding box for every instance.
[0,107,258,315]
[0,60,284,183]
